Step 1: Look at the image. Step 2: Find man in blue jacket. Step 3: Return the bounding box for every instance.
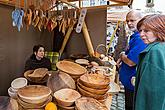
[117,10,147,110]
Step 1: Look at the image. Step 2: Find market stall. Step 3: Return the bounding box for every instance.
[0,0,133,109]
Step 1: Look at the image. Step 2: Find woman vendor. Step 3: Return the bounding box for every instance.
[24,44,52,71]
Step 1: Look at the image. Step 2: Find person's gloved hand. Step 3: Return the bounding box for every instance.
[131,76,136,86]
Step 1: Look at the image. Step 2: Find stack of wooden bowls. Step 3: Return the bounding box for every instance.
[77,73,110,102]
[54,88,81,110]
[24,68,49,84]
[56,61,87,81]
[47,71,76,93]
[17,85,52,109]
[75,97,108,110]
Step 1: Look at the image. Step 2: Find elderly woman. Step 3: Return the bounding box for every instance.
[24,44,51,71]
[134,14,165,110]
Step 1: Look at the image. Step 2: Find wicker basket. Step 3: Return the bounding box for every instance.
[94,44,108,58]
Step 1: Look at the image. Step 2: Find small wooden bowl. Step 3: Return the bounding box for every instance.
[54,88,81,107]
[11,77,28,90]
[79,73,110,89]
[77,79,109,95]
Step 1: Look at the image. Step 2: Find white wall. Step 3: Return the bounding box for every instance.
[132,0,165,13]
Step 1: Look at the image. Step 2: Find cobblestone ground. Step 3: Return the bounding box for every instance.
[110,82,125,110]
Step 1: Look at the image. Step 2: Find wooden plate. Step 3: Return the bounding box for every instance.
[79,73,110,89]
[75,97,108,110]
[56,61,87,76]
[75,59,89,65]
[77,79,109,95]
[47,71,76,93]
[18,85,51,104]
[54,88,81,107]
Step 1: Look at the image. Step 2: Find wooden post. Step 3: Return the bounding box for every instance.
[59,21,76,55]
[82,22,94,56]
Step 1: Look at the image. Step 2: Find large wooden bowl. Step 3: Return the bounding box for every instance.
[18,85,51,104]
[77,85,108,100]
[75,97,108,110]
[47,71,76,93]
[77,79,109,95]
[54,88,81,107]
[56,61,87,76]
[79,73,110,89]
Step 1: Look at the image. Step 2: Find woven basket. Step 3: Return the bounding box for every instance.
[94,44,108,58]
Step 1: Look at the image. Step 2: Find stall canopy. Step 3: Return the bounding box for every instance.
[107,10,128,22]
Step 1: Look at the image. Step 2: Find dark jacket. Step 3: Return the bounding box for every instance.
[24,54,51,71]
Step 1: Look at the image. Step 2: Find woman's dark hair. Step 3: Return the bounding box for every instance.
[33,44,44,53]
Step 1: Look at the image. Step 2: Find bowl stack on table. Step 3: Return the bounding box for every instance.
[56,61,87,82]
[8,77,28,99]
[77,73,110,103]
[53,88,81,110]
[17,85,52,109]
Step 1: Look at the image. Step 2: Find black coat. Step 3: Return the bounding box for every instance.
[24,54,51,71]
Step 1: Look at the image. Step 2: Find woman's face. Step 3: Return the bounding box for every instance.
[35,47,45,60]
[139,25,157,44]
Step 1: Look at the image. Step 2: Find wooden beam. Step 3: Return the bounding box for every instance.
[80,3,128,10]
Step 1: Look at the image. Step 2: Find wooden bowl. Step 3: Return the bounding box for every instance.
[77,85,108,100]
[11,77,28,90]
[17,95,52,109]
[27,68,48,80]
[54,88,81,107]
[75,97,108,110]
[75,59,89,65]
[47,71,76,93]
[57,104,75,110]
[56,61,87,76]
[18,85,51,104]
[24,70,49,84]
[77,79,109,95]
[79,73,110,89]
